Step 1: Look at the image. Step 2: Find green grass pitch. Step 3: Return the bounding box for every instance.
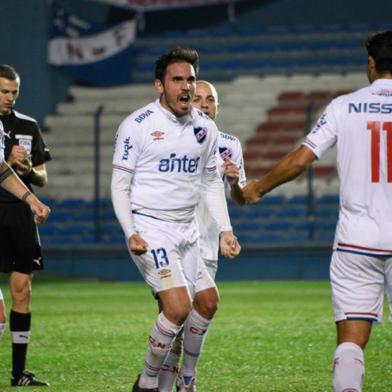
[0,280,391,391]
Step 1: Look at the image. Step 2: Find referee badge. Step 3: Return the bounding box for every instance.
[16,134,33,154]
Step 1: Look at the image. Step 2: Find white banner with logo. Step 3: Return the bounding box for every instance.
[48,19,136,65]
[86,0,237,11]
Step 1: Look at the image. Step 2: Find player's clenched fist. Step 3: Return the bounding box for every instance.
[29,198,51,224]
[219,231,241,259]
[129,233,149,255]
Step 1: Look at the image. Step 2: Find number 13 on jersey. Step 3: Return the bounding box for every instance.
[368,121,392,183]
[151,248,169,268]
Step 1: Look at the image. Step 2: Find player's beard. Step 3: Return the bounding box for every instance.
[162,91,192,118]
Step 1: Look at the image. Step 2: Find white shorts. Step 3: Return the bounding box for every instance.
[203,257,218,281]
[330,250,392,323]
[130,213,215,298]
[0,288,3,301]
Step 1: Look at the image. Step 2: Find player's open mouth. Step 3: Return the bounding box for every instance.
[179,95,190,104]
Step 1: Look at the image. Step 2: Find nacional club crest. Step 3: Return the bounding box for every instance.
[193,126,207,144]
[219,146,232,160]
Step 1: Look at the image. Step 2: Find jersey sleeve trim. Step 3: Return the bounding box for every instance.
[113,164,136,174]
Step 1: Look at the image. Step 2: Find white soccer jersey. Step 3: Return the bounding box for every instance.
[303,79,392,255]
[0,120,4,165]
[112,100,219,217]
[196,131,246,261]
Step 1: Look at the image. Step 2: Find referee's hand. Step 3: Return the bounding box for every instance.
[129,233,148,255]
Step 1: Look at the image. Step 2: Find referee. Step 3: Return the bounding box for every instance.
[0,65,51,387]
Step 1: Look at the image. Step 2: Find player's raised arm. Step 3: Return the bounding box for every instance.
[242,145,317,204]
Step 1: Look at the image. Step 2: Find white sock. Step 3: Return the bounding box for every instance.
[333,342,364,392]
[158,330,183,392]
[139,312,182,389]
[0,323,5,340]
[181,309,212,378]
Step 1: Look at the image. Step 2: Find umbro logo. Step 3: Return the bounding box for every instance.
[151,131,165,141]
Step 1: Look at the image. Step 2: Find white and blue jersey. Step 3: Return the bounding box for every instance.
[112,99,219,220]
[196,131,246,262]
[303,79,392,256]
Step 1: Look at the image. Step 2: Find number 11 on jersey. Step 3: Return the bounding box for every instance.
[367,121,392,183]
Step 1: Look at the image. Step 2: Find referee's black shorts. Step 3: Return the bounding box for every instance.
[0,202,43,274]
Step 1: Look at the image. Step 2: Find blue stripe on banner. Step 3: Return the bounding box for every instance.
[336,248,391,257]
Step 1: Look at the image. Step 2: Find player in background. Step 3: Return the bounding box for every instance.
[158,80,246,392]
[0,65,51,387]
[0,124,50,346]
[242,31,392,392]
[111,48,240,392]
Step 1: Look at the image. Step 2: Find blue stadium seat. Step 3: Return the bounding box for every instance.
[318,195,339,205]
[276,206,307,219]
[261,195,285,206]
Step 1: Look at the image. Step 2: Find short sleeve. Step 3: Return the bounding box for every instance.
[302,100,339,158]
[31,123,51,166]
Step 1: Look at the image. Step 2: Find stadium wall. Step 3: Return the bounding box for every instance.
[42,246,331,282]
[1,0,390,125]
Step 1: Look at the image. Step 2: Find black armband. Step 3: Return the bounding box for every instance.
[0,168,13,184]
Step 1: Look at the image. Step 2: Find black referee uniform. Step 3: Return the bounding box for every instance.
[0,110,51,274]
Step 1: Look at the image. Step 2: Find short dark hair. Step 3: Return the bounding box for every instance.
[366,31,392,73]
[155,47,199,82]
[0,64,19,81]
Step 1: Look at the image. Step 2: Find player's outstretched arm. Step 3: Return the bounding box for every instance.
[0,162,50,223]
[242,146,317,204]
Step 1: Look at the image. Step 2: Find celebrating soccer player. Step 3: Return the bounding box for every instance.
[243,31,392,392]
[111,48,240,392]
[158,80,245,391]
